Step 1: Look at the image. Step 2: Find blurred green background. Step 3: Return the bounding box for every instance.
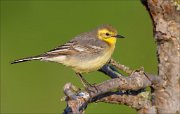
[0,0,157,114]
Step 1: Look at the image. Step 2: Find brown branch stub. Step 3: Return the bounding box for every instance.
[110,59,134,74]
[63,83,90,114]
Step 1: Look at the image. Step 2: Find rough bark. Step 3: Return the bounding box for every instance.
[62,0,180,114]
[142,0,180,113]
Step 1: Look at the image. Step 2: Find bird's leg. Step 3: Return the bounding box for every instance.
[75,73,98,93]
[76,73,98,93]
[75,73,92,87]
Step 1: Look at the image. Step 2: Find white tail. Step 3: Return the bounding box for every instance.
[11,56,43,64]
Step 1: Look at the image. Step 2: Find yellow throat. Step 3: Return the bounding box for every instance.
[97,28,117,46]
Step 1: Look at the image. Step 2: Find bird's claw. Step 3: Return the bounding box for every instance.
[85,83,98,94]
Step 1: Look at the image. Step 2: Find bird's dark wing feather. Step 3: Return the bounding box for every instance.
[41,40,80,57]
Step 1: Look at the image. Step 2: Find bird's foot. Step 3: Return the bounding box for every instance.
[130,66,144,75]
[84,83,98,94]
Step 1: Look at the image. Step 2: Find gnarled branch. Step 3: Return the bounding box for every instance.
[62,60,157,114]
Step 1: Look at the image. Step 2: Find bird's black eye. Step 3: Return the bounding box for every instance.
[105,33,110,36]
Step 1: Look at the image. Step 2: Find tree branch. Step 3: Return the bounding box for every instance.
[63,83,152,114]
[62,59,157,114]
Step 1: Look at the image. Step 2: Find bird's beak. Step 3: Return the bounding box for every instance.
[113,34,125,38]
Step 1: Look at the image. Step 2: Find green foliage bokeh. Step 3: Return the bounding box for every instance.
[1,0,157,114]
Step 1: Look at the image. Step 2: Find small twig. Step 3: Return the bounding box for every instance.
[110,59,134,74]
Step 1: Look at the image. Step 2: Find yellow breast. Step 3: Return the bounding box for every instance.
[71,46,115,73]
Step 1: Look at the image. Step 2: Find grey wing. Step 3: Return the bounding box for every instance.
[42,33,105,57]
[41,40,80,57]
[75,37,106,54]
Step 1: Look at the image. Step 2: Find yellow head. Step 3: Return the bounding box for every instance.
[97,25,125,46]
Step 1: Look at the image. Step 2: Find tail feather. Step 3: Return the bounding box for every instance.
[11,56,43,64]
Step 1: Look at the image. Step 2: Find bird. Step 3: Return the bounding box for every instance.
[11,24,125,87]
